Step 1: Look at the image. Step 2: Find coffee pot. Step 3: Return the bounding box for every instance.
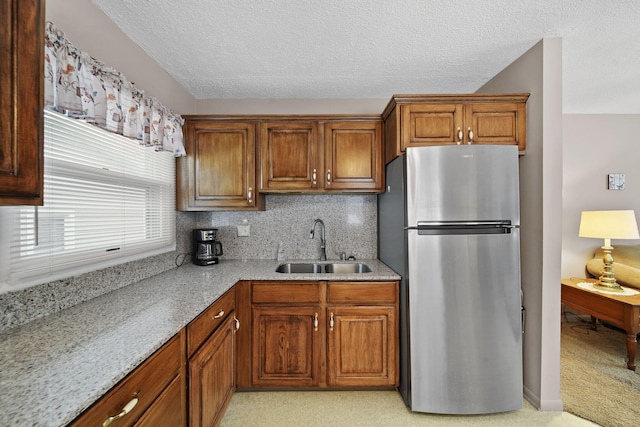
[193,229,223,266]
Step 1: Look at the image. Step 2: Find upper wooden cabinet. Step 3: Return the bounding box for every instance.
[177,119,264,211]
[260,118,384,193]
[0,0,44,206]
[260,121,320,192]
[383,94,529,163]
[324,122,384,192]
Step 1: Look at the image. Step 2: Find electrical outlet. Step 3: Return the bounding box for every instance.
[237,220,250,237]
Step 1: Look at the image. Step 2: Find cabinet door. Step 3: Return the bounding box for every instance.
[327,306,397,388]
[401,103,463,148]
[135,375,186,427]
[177,120,261,211]
[0,0,44,205]
[464,102,526,150]
[324,122,383,192]
[189,313,236,427]
[260,121,320,191]
[252,306,321,387]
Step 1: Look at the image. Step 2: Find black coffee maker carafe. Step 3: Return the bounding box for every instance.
[193,229,223,266]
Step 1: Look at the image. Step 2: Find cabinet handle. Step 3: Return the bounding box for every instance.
[457,127,463,145]
[313,312,318,332]
[212,310,224,319]
[247,186,253,204]
[329,312,334,332]
[312,169,317,185]
[234,316,240,332]
[467,127,474,144]
[102,396,138,427]
[327,169,331,185]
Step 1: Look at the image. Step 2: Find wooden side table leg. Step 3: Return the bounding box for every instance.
[590,315,598,331]
[626,333,637,371]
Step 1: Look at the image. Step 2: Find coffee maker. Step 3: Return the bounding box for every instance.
[192,229,223,266]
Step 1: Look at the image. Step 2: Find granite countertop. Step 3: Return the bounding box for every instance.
[0,259,399,427]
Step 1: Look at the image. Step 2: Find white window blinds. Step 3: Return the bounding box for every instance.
[1,110,176,289]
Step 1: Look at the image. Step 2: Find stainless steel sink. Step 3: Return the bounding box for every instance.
[275,262,372,274]
[275,263,323,273]
[324,263,372,273]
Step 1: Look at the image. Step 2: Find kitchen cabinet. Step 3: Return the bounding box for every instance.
[260,119,384,193]
[235,280,398,389]
[177,118,264,211]
[0,0,44,206]
[187,287,237,427]
[382,94,529,163]
[326,282,398,387]
[68,331,187,427]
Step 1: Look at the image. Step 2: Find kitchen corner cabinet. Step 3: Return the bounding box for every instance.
[68,331,187,427]
[382,94,529,163]
[177,118,264,211]
[236,280,398,389]
[0,0,44,206]
[260,119,384,193]
[187,287,237,427]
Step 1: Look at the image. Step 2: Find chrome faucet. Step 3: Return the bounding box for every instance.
[309,219,326,261]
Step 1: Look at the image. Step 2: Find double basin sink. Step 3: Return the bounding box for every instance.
[275,262,372,274]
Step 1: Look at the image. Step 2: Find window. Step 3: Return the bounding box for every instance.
[0,110,175,291]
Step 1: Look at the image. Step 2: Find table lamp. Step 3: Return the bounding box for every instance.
[579,210,640,292]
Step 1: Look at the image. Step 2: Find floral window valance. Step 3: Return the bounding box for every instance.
[44,21,186,157]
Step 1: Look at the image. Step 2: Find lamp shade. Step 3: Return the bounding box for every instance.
[579,210,640,239]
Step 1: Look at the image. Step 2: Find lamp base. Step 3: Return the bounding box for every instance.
[593,280,624,292]
[596,244,624,292]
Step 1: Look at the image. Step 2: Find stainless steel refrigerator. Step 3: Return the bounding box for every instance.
[378,145,522,414]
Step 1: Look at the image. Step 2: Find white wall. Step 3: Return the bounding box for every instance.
[477,38,564,411]
[46,0,196,115]
[562,115,640,278]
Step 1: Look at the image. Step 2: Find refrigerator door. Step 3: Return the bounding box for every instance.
[408,227,522,414]
[406,145,519,226]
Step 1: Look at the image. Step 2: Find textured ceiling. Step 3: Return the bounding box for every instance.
[92,0,640,114]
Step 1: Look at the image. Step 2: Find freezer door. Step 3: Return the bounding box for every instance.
[406,145,519,226]
[408,229,522,414]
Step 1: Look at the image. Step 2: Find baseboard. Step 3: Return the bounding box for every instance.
[523,385,564,412]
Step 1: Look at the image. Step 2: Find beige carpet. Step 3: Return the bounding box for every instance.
[561,311,640,427]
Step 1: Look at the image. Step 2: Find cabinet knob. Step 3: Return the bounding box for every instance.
[312,169,317,185]
[467,127,474,144]
[234,316,240,332]
[457,127,463,145]
[102,396,138,427]
[327,169,331,185]
[247,187,253,204]
[212,310,225,319]
[313,312,318,332]
[329,312,334,332]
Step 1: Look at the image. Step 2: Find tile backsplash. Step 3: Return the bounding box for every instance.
[0,195,378,332]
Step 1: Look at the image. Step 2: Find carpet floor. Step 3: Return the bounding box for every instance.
[561,310,640,427]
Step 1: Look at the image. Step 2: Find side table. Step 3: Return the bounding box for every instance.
[561,278,640,371]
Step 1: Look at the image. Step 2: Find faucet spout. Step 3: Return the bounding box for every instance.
[309,219,327,261]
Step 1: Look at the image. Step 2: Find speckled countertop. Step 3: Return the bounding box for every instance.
[0,259,399,427]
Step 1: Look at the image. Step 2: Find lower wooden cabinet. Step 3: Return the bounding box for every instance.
[68,331,187,427]
[236,280,399,389]
[187,287,237,427]
[189,313,237,427]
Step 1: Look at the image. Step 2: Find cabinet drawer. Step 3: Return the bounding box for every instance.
[69,331,182,427]
[327,282,398,304]
[187,287,236,357]
[252,282,320,304]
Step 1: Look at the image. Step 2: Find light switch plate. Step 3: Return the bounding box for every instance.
[608,173,625,190]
